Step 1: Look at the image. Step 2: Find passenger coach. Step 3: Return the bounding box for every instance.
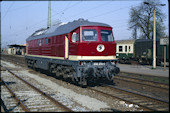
[25,19,120,86]
[116,39,169,65]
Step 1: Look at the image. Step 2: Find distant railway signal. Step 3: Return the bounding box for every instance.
[160,38,169,45]
[160,38,169,71]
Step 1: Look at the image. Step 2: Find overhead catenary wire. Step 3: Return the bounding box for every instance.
[14,1,132,35]
[7,1,82,37]
[87,4,138,20]
[1,1,82,45]
[2,1,15,20]
[2,1,38,13]
[3,2,140,45]
[63,1,112,20]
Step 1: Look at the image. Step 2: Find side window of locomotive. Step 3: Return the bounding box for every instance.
[48,39,51,44]
[46,38,48,44]
[82,29,97,41]
[35,40,36,46]
[42,39,44,45]
[72,32,79,42]
[100,30,113,42]
[31,41,32,46]
[37,40,39,46]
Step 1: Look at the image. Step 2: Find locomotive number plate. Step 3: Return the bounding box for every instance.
[93,62,105,65]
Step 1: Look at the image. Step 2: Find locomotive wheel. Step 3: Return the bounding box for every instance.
[107,75,114,81]
[78,77,87,88]
[106,69,114,81]
[32,62,35,70]
[32,62,37,71]
[72,77,79,85]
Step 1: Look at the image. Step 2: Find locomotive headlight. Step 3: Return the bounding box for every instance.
[111,61,117,65]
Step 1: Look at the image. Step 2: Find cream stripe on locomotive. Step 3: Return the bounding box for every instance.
[26,54,117,61]
[27,54,64,60]
[69,55,117,60]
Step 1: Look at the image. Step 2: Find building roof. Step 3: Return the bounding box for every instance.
[8,44,26,48]
[115,39,136,44]
[115,39,162,45]
[26,18,111,41]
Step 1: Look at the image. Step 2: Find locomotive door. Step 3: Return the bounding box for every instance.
[65,35,69,59]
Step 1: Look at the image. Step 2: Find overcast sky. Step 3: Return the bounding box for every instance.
[1,0,169,48]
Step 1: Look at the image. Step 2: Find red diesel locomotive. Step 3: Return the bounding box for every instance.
[25,19,120,86]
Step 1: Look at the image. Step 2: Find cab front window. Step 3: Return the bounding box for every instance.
[100,30,113,42]
[82,29,98,41]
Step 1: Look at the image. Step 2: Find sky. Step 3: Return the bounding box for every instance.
[1,0,169,48]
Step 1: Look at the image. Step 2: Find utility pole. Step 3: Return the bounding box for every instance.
[153,8,156,68]
[144,2,166,69]
[47,0,51,28]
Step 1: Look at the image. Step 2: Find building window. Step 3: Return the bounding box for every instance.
[129,46,131,52]
[125,46,127,52]
[119,46,123,52]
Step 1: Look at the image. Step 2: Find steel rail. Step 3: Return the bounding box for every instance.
[116,74,169,85]
[106,85,169,104]
[118,72,169,85]
[88,87,153,111]
[114,76,169,90]
[88,83,169,111]
[0,78,30,112]
[104,84,168,110]
[2,66,73,112]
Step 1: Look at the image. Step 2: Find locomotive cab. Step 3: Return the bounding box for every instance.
[69,26,120,85]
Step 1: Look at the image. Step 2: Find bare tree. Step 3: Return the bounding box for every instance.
[128,0,166,39]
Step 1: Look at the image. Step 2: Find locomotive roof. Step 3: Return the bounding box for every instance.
[26,19,112,41]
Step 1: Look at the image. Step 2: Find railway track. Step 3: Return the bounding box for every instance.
[1,66,73,112]
[1,54,169,111]
[88,84,169,111]
[114,75,169,90]
[1,54,26,67]
[1,80,27,112]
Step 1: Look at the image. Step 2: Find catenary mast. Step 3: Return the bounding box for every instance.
[47,0,51,28]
